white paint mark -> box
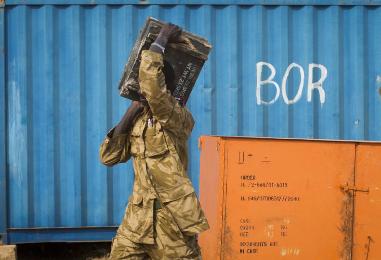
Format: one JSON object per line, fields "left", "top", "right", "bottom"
{"left": 354, "top": 119, "right": 360, "bottom": 125}
{"left": 256, "top": 62, "right": 280, "bottom": 105}
{"left": 8, "top": 81, "right": 25, "bottom": 185}
{"left": 377, "top": 75, "right": 381, "bottom": 83}
{"left": 307, "top": 63, "right": 328, "bottom": 104}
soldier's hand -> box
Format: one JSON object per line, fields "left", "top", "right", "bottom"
{"left": 158, "top": 23, "right": 182, "bottom": 43}
{"left": 150, "top": 23, "right": 183, "bottom": 54}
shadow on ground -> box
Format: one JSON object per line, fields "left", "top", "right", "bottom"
{"left": 17, "top": 242, "right": 111, "bottom": 260}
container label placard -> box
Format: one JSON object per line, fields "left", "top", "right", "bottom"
{"left": 223, "top": 140, "right": 354, "bottom": 259}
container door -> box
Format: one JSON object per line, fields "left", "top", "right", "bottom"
{"left": 352, "top": 144, "right": 381, "bottom": 260}
{"left": 199, "top": 137, "right": 225, "bottom": 260}
{"left": 223, "top": 139, "right": 355, "bottom": 260}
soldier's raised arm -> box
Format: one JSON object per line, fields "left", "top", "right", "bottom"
{"left": 99, "top": 101, "right": 144, "bottom": 166}
{"left": 138, "top": 24, "right": 194, "bottom": 139}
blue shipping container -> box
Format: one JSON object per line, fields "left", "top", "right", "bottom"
{"left": 1, "top": 0, "right": 381, "bottom": 244}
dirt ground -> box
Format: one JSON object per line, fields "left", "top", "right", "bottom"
{"left": 16, "top": 242, "right": 111, "bottom": 260}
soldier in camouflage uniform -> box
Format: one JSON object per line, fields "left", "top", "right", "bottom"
{"left": 99, "top": 24, "right": 209, "bottom": 259}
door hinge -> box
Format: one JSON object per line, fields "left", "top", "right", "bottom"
{"left": 341, "top": 184, "right": 369, "bottom": 193}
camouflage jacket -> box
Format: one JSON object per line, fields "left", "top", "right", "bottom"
{"left": 99, "top": 50, "right": 209, "bottom": 244}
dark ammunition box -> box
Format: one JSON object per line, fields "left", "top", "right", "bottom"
{"left": 118, "top": 17, "right": 212, "bottom": 104}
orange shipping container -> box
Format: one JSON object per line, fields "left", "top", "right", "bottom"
{"left": 199, "top": 136, "right": 381, "bottom": 260}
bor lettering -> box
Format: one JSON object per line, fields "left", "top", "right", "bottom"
{"left": 256, "top": 62, "right": 328, "bottom": 106}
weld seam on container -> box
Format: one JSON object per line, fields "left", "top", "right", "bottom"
{"left": 0, "top": 5, "right": 7, "bottom": 244}
{"left": 4, "top": 0, "right": 381, "bottom": 6}
{"left": 7, "top": 226, "right": 118, "bottom": 244}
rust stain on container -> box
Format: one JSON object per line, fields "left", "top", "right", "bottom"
{"left": 340, "top": 183, "right": 355, "bottom": 260}
{"left": 199, "top": 136, "right": 381, "bottom": 260}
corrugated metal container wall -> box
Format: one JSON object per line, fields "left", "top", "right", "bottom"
{"left": 1, "top": 0, "right": 381, "bottom": 243}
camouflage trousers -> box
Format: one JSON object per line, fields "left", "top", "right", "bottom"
{"left": 109, "top": 207, "right": 202, "bottom": 260}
